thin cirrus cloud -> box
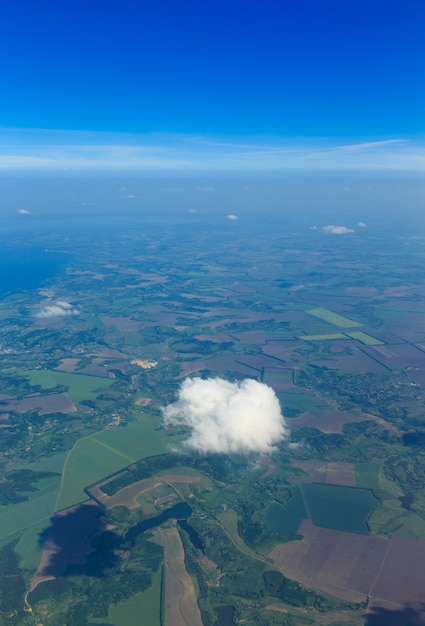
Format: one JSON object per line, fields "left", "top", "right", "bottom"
{"left": 0, "top": 128, "right": 423, "bottom": 172}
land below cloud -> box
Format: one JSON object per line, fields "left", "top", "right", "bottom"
{"left": 1, "top": 208, "right": 425, "bottom": 625}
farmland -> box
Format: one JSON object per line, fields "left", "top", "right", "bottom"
{"left": 269, "top": 519, "right": 389, "bottom": 603}
{"left": 1, "top": 207, "right": 425, "bottom": 624}
{"left": 24, "top": 369, "right": 114, "bottom": 403}
{"left": 291, "top": 460, "right": 357, "bottom": 486}
{"left": 307, "top": 308, "right": 363, "bottom": 328}
{"left": 159, "top": 527, "right": 203, "bottom": 626}
{"left": 94, "top": 567, "right": 162, "bottom": 626}
{"left": 301, "top": 484, "right": 379, "bottom": 534}
{"left": 301, "top": 333, "right": 348, "bottom": 341}
{"left": 55, "top": 415, "right": 167, "bottom": 510}
{"left": 345, "top": 331, "right": 384, "bottom": 346}
{"left": 262, "top": 487, "right": 307, "bottom": 536}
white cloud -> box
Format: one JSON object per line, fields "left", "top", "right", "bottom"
{"left": 18, "top": 209, "right": 31, "bottom": 214}
{"left": 357, "top": 221, "right": 366, "bottom": 228}
{"left": 162, "top": 377, "right": 289, "bottom": 455}
{"left": 36, "top": 301, "right": 79, "bottom": 319}
{"left": 227, "top": 214, "right": 239, "bottom": 220}
{"left": 188, "top": 209, "right": 197, "bottom": 213}
{"left": 322, "top": 225, "right": 354, "bottom": 235}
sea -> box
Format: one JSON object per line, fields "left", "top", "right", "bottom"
{"left": 0, "top": 247, "right": 71, "bottom": 298}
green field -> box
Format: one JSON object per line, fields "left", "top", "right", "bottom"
{"left": 373, "top": 309, "right": 405, "bottom": 322}
{"left": 355, "top": 462, "right": 381, "bottom": 491}
{"left": 90, "top": 567, "right": 162, "bottom": 626}
{"left": 300, "top": 333, "right": 347, "bottom": 341}
{"left": 217, "top": 510, "right": 262, "bottom": 559}
{"left": 302, "top": 483, "right": 379, "bottom": 535}
{"left": 15, "top": 518, "right": 51, "bottom": 571}
{"left": 55, "top": 416, "right": 168, "bottom": 511}
{"left": 263, "top": 486, "right": 307, "bottom": 536}
{"left": 278, "top": 393, "right": 324, "bottom": 416}
{"left": 344, "top": 331, "right": 384, "bottom": 345}
{"left": 25, "top": 369, "right": 114, "bottom": 403}
{"left": 0, "top": 474, "right": 60, "bottom": 542}
{"left": 367, "top": 499, "right": 425, "bottom": 539}
{"left": 307, "top": 307, "right": 363, "bottom": 328}
{"left": 0, "top": 455, "right": 66, "bottom": 548}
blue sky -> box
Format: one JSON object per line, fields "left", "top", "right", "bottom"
{"left": 1, "top": 0, "right": 424, "bottom": 171}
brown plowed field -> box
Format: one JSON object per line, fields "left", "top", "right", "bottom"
{"left": 0, "top": 392, "right": 76, "bottom": 415}
{"left": 89, "top": 475, "right": 200, "bottom": 509}
{"left": 158, "top": 475, "right": 201, "bottom": 484}
{"left": 289, "top": 410, "right": 368, "bottom": 434}
{"left": 89, "top": 478, "right": 162, "bottom": 509}
{"left": 369, "top": 535, "right": 425, "bottom": 606}
{"left": 270, "top": 521, "right": 425, "bottom": 612}
{"left": 159, "top": 527, "right": 203, "bottom": 626}
{"left": 269, "top": 520, "right": 389, "bottom": 603}
{"left": 290, "top": 459, "right": 356, "bottom": 486}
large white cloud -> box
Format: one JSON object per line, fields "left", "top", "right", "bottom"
{"left": 162, "top": 377, "right": 289, "bottom": 455}
{"left": 36, "top": 301, "right": 79, "bottom": 319}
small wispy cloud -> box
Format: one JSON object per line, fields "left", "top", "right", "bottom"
{"left": 36, "top": 301, "right": 79, "bottom": 319}
{"left": 227, "top": 214, "right": 239, "bottom": 220}
{"left": 357, "top": 221, "right": 366, "bottom": 228}
{"left": 322, "top": 225, "right": 354, "bottom": 235}
{"left": 18, "top": 209, "right": 31, "bottom": 214}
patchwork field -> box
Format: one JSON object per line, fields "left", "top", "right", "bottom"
{"left": 279, "top": 393, "right": 324, "bottom": 416}
{"left": 290, "top": 460, "right": 356, "bottom": 486}
{"left": 361, "top": 343, "right": 425, "bottom": 369}
{"left": 269, "top": 519, "right": 388, "bottom": 603}
{"left": 300, "top": 333, "right": 347, "bottom": 341}
{"left": 288, "top": 409, "right": 369, "bottom": 434}
{"left": 25, "top": 369, "right": 114, "bottom": 403}
{"left": 159, "top": 526, "right": 203, "bottom": 626}
{"left": 55, "top": 417, "right": 167, "bottom": 511}
{"left": 369, "top": 535, "right": 425, "bottom": 606}
{"left": 97, "top": 568, "right": 162, "bottom": 626}
{"left": 88, "top": 474, "right": 200, "bottom": 510}
{"left": 0, "top": 473, "right": 61, "bottom": 542}
{"left": 100, "top": 315, "right": 142, "bottom": 332}
{"left": 89, "top": 477, "right": 163, "bottom": 509}
{"left": 0, "top": 392, "right": 76, "bottom": 414}
{"left": 307, "top": 308, "right": 363, "bottom": 328}
{"left": 345, "top": 331, "right": 384, "bottom": 345}
{"left": 301, "top": 483, "right": 379, "bottom": 534}
{"left": 311, "top": 350, "right": 389, "bottom": 374}
{"left": 271, "top": 520, "right": 425, "bottom": 616}
{"left": 263, "top": 486, "right": 307, "bottom": 536}
{"left": 262, "top": 367, "right": 295, "bottom": 391}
